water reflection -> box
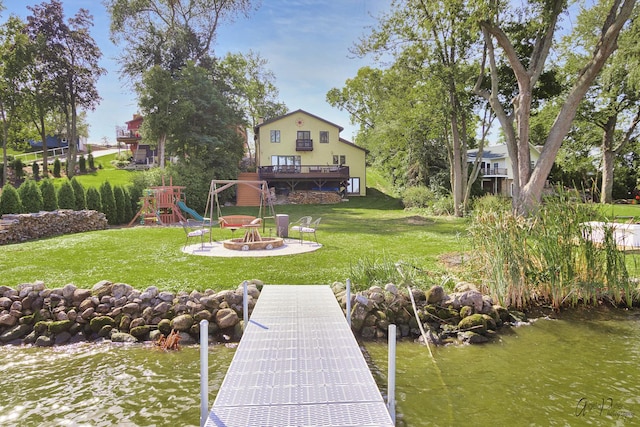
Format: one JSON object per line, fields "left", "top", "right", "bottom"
{"left": 0, "top": 309, "right": 639, "bottom": 426}
{"left": 0, "top": 342, "right": 235, "bottom": 427}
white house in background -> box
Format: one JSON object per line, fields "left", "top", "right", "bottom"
{"left": 467, "top": 144, "right": 541, "bottom": 196}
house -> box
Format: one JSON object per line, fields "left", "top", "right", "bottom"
{"left": 254, "top": 109, "right": 367, "bottom": 196}
{"left": 115, "top": 114, "right": 155, "bottom": 166}
{"left": 29, "top": 135, "right": 87, "bottom": 152}
{"left": 467, "top": 144, "right": 541, "bottom": 196}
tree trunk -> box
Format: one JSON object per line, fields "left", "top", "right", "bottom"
{"left": 158, "top": 133, "right": 166, "bottom": 169}
{"left": 1, "top": 100, "right": 8, "bottom": 187}
{"left": 516, "top": 0, "right": 636, "bottom": 215}
{"left": 600, "top": 115, "right": 617, "bottom": 204}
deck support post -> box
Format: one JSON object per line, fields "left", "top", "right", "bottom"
{"left": 200, "top": 319, "right": 209, "bottom": 427}
{"left": 388, "top": 324, "right": 396, "bottom": 424}
{"left": 346, "top": 278, "right": 352, "bottom": 328}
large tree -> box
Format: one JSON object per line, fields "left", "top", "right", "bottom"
{"left": 106, "top": 0, "right": 258, "bottom": 168}
{"left": 474, "top": 0, "right": 636, "bottom": 214}
{"left": 26, "top": 0, "right": 103, "bottom": 178}
{"left": 343, "top": 0, "right": 487, "bottom": 216}
{"left": 0, "top": 16, "right": 30, "bottom": 185}
{"left": 216, "top": 51, "right": 287, "bottom": 161}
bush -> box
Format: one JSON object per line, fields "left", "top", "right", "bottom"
{"left": 53, "top": 158, "right": 61, "bottom": 178}
{"left": 32, "top": 162, "right": 40, "bottom": 180}
{"left": 99, "top": 181, "right": 117, "bottom": 225}
{"left": 86, "top": 187, "right": 102, "bottom": 211}
{"left": 78, "top": 155, "right": 87, "bottom": 174}
{"left": 11, "top": 158, "right": 24, "bottom": 180}
{"left": 88, "top": 153, "right": 95, "bottom": 170}
{"left": 57, "top": 180, "right": 76, "bottom": 209}
{"left": 402, "top": 186, "right": 436, "bottom": 208}
{"left": 70, "top": 177, "right": 86, "bottom": 210}
{"left": 431, "top": 195, "right": 455, "bottom": 216}
{"left": 0, "top": 184, "right": 21, "bottom": 215}
{"left": 113, "top": 185, "right": 126, "bottom": 224}
{"left": 18, "top": 179, "right": 43, "bottom": 213}
{"left": 40, "top": 179, "right": 58, "bottom": 211}
{"left": 122, "top": 187, "right": 134, "bottom": 223}
{"left": 471, "top": 194, "right": 511, "bottom": 214}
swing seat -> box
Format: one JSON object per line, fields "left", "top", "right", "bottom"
{"left": 219, "top": 215, "right": 257, "bottom": 235}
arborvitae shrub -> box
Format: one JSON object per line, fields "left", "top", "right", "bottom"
{"left": 113, "top": 185, "right": 126, "bottom": 224}
{"left": 70, "top": 177, "right": 86, "bottom": 210}
{"left": 11, "top": 158, "right": 24, "bottom": 179}
{"left": 78, "top": 155, "right": 87, "bottom": 173}
{"left": 40, "top": 179, "right": 58, "bottom": 211}
{"left": 18, "top": 179, "right": 43, "bottom": 213}
{"left": 53, "top": 158, "right": 61, "bottom": 178}
{"left": 88, "top": 153, "right": 95, "bottom": 170}
{"left": 32, "top": 162, "right": 40, "bottom": 180}
{"left": 86, "top": 187, "right": 102, "bottom": 211}
{"left": 122, "top": 187, "right": 133, "bottom": 223}
{"left": 0, "top": 184, "right": 21, "bottom": 215}
{"left": 57, "top": 180, "right": 76, "bottom": 209}
{"left": 99, "top": 181, "right": 117, "bottom": 224}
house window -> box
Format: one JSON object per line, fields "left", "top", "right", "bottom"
{"left": 319, "top": 131, "right": 329, "bottom": 143}
{"left": 297, "top": 131, "right": 311, "bottom": 140}
{"left": 333, "top": 155, "right": 346, "bottom": 165}
{"left": 348, "top": 178, "right": 360, "bottom": 194}
{"left": 271, "top": 155, "right": 301, "bottom": 172}
{"left": 270, "top": 130, "right": 280, "bottom": 143}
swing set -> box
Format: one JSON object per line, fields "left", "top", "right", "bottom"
{"left": 203, "top": 179, "right": 276, "bottom": 238}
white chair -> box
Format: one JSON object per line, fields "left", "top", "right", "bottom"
{"left": 180, "top": 220, "right": 209, "bottom": 249}
{"left": 300, "top": 217, "right": 321, "bottom": 244}
{"left": 290, "top": 216, "right": 312, "bottom": 238}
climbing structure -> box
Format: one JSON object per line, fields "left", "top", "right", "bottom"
{"left": 128, "top": 176, "right": 188, "bottom": 226}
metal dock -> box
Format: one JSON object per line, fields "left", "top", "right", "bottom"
{"left": 205, "top": 285, "right": 394, "bottom": 427}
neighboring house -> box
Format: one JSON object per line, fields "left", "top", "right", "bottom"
{"left": 29, "top": 135, "right": 87, "bottom": 152}
{"left": 467, "top": 144, "right": 541, "bottom": 196}
{"left": 115, "top": 114, "right": 155, "bottom": 165}
{"left": 254, "top": 109, "right": 367, "bottom": 196}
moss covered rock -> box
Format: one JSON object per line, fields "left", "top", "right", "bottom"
{"left": 457, "top": 313, "right": 487, "bottom": 334}
{"left": 48, "top": 320, "right": 73, "bottom": 334}
{"left": 158, "top": 318, "right": 172, "bottom": 335}
{"left": 90, "top": 316, "right": 115, "bottom": 333}
{"left": 426, "top": 285, "right": 445, "bottom": 304}
{"left": 460, "top": 305, "right": 474, "bottom": 318}
{"left": 130, "top": 325, "right": 151, "bottom": 339}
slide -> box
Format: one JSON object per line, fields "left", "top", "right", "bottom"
{"left": 177, "top": 200, "right": 211, "bottom": 224}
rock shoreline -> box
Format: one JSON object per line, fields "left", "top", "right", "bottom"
{"left": 0, "top": 279, "right": 519, "bottom": 347}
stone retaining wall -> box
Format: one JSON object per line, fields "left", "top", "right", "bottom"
{"left": 0, "top": 279, "right": 520, "bottom": 347}
{"left": 0, "top": 280, "right": 262, "bottom": 346}
{"left": 0, "top": 210, "right": 108, "bottom": 245}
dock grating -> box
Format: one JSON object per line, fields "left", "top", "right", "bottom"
{"left": 206, "top": 285, "right": 394, "bottom": 427}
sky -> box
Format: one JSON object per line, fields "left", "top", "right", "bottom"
{"left": 2, "top": 0, "right": 389, "bottom": 144}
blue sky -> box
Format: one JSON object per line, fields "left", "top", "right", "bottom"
{"left": 2, "top": 0, "right": 387, "bottom": 144}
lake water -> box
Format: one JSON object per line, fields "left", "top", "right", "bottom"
{"left": 1, "top": 308, "right": 639, "bottom": 426}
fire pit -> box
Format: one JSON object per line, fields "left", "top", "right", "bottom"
{"left": 223, "top": 236, "right": 285, "bottom": 251}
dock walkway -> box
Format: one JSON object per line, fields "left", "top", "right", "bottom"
{"left": 206, "top": 285, "right": 394, "bottom": 427}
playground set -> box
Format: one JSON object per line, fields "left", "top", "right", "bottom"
{"left": 128, "top": 177, "right": 276, "bottom": 232}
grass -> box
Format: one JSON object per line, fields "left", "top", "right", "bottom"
{"left": 0, "top": 191, "right": 469, "bottom": 293}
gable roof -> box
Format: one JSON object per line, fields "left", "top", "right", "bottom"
{"left": 340, "top": 137, "right": 368, "bottom": 153}
{"left": 255, "top": 109, "right": 344, "bottom": 132}
{"left": 467, "top": 143, "right": 541, "bottom": 160}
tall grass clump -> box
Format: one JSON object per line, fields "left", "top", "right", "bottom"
{"left": 349, "top": 253, "right": 438, "bottom": 291}
{"left": 468, "top": 193, "right": 633, "bottom": 310}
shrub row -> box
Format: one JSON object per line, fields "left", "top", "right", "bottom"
{"left": 0, "top": 178, "right": 136, "bottom": 226}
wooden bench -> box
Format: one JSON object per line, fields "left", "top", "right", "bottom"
{"left": 218, "top": 215, "right": 258, "bottom": 235}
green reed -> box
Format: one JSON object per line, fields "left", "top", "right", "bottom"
{"left": 468, "top": 194, "right": 635, "bottom": 310}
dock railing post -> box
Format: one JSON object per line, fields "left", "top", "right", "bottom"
{"left": 243, "top": 280, "right": 249, "bottom": 329}
{"left": 200, "top": 319, "right": 209, "bottom": 427}
{"left": 388, "top": 324, "right": 396, "bottom": 424}
{"left": 346, "top": 278, "right": 352, "bottom": 328}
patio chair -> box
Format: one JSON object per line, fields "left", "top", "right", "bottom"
{"left": 300, "top": 217, "right": 321, "bottom": 244}
{"left": 180, "top": 220, "right": 209, "bottom": 249}
{"left": 290, "top": 216, "right": 312, "bottom": 239}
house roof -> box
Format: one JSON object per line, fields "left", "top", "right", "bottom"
{"left": 340, "top": 137, "right": 368, "bottom": 153}
{"left": 467, "top": 143, "right": 541, "bottom": 160}
{"left": 255, "top": 109, "right": 344, "bottom": 132}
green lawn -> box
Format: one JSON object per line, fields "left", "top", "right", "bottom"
{"left": 0, "top": 192, "right": 469, "bottom": 292}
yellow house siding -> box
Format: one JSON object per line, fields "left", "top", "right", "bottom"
{"left": 256, "top": 110, "right": 367, "bottom": 196}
